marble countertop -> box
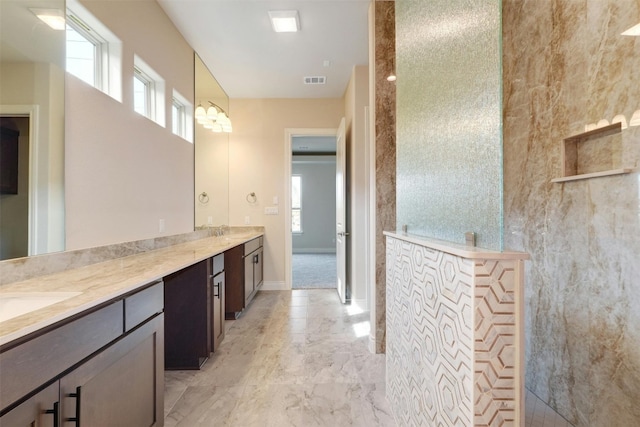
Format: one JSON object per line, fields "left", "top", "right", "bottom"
{"left": 0, "top": 231, "right": 263, "bottom": 347}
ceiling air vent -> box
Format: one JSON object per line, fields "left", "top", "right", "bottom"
{"left": 304, "top": 76, "right": 326, "bottom": 85}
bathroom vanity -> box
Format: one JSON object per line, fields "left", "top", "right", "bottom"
{"left": 0, "top": 230, "right": 263, "bottom": 426}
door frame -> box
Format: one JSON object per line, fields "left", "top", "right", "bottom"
{"left": 0, "top": 105, "right": 40, "bottom": 256}
{"left": 284, "top": 128, "right": 337, "bottom": 290}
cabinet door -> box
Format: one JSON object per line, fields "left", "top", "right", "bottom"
{"left": 211, "top": 271, "right": 225, "bottom": 351}
{"left": 244, "top": 252, "right": 254, "bottom": 304}
{"left": 224, "top": 245, "right": 244, "bottom": 317}
{"left": 254, "top": 248, "right": 263, "bottom": 289}
{"left": 60, "top": 315, "right": 164, "bottom": 427}
{"left": 0, "top": 382, "right": 59, "bottom": 427}
{"left": 164, "top": 260, "right": 209, "bottom": 369}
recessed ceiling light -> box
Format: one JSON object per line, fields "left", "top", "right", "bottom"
{"left": 621, "top": 22, "right": 640, "bottom": 36}
{"left": 268, "top": 10, "right": 300, "bottom": 33}
{"left": 30, "top": 8, "right": 66, "bottom": 30}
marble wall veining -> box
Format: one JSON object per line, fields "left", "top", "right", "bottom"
{"left": 372, "top": 0, "right": 396, "bottom": 354}
{"left": 503, "top": 0, "right": 640, "bottom": 425}
{"left": 395, "top": 0, "right": 503, "bottom": 251}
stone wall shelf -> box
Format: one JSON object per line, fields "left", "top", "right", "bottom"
{"left": 554, "top": 122, "right": 626, "bottom": 183}
{"left": 551, "top": 168, "right": 633, "bottom": 183}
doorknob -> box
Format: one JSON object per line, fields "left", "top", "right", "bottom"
{"left": 337, "top": 232, "right": 350, "bottom": 237}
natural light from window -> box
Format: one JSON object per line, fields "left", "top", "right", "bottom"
{"left": 292, "top": 175, "right": 302, "bottom": 233}
{"left": 66, "top": 22, "right": 97, "bottom": 86}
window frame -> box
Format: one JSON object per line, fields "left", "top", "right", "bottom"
{"left": 133, "top": 66, "right": 154, "bottom": 118}
{"left": 66, "top": 13, "right": 106, "bottom": 89}
{"left": 291, "top": 175, "right": 302, "bottom": 234}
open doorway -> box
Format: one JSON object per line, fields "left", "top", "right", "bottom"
{"left": 290, "top": 135, "right": 337, "bottom": 289}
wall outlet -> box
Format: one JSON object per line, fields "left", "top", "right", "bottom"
{"left": 265, "top": 206, "right": 279, "bottom": 215}
{"left": 207, "top": 216, "right": 213, "bottom": 225}
{"left": 159, "top": 219, "right": 165, "bottom": 233}
{"left": 273, "top": 196, "right": 279, "bottom": 205}
{"left": 244, "top": 216, "right": 250, "bottom": 224}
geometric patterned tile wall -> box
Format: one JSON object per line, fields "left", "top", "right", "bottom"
{"left": 386, "top": 236, "right": 522, "bottom": 426}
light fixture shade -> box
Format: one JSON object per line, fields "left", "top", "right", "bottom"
{"left": 611, "top": 114, "right": 628, "bottom": 130}
{"left": 596, "top": 119, "right": 610, "bottom": 128}
{"left": 269, "top": 10, "right": 300, "bottom": 33}
{"left": 195, "top": 105, "right": 206, "bottom": 120}
{"left": 203, "top": 120, "right": 214, "bottom": 129}
{"left": 206, "top": 106, "right": 218, "bottom": 120}
{"left": 630, "top": 110, "right": 640, "bottom": 127}
{"left": 212, "top": 123, "right": 223, "bottom": 133}
{"left": 621, "top": 22, "right": 640, "bottom": 36}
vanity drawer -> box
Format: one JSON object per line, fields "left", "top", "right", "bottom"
{"left": 124, "top": 280, "right": 164, "bottom": 332}
{"left": 212, "top": 253, "right": 224, "bottom": 276}
{"left": 0, "top": 301, "right": 123, "bottom": 413}
{"left": 244, "top": 237, "right": 263, "bottom": 255}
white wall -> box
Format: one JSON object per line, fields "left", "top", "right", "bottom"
{"left": 292, "top": 155, "right": 336, "bottom": 253}
{"left": 65, "top": 0, "right": 195, "bottom": 250}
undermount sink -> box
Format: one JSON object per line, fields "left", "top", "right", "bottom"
{"left": 0, "top": 292, "right": 82, "bottom": 323}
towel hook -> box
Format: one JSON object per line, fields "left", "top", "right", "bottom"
{"left": 246, "top": 192, "right": 257, "bottom": 203}
{"left": 198, "top": 192, "right": 209, "bottom": 204}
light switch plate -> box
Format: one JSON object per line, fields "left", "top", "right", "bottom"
{"left": 265, "top": 206, "right": 279, "bottom": 215}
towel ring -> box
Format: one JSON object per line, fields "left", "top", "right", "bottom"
{"left": 198, "top": 192, "right": 209, "bottom": 204}
{"left": 246, "top": 192, "right": 257, "bottom": 203}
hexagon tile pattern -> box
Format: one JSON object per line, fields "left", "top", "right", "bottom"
{"left": 386, "top": 236, "right": 522, "bottom": 426}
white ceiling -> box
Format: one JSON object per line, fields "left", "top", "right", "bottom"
{"left": 157, "top": 0, "right": 371, "bottom": 99}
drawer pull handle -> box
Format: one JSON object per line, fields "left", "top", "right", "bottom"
{"left": 44, "top": 401, "right": 59, "bottom": 427}
{"left": 66, "top": 387, "right": 81, "bottom": 426}
{"left": 214, "top": 280, "right": 222, "bottom": 298}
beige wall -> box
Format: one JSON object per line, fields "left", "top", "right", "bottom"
{"left": 0, "top": 62, "right": 65, "bottom": 255}
{"left": 343, "top": 65, "right": 370, "bottom": 307}
{"left": 228, "top": 98, "right": 344, "bottom": 286}
{"left": 65, "top": 0, "right": 195, "bottom": 250}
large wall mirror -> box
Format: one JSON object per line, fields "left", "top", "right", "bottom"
{"left": 194, "top": 54, "right": 229, "bottom": 229}
{"left": 0, "top": 0, "right": 66, "bottom": 260}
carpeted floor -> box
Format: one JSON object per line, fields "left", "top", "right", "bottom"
{"left": 292, "top": 253, "right": 337, "bottom": 289}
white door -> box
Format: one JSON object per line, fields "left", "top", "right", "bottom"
{"left": 335, "top": 118, "right": 348, "bottom": 304}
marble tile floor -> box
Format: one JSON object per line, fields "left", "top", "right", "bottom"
{"left": 164, "top": 289, "right": 572, "bottom": 427}
{"left": 164, "top": 289, "right": 395, "bottom": 426}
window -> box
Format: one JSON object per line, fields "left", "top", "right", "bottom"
{"left": 133, "top": 56, "right": 165, "bottom": 127}
{"left": 133, "top": 67, "right": 153, "bottom": 117}
{"left": 171, "top": 90, "right": 193, "bottom": 142}
{"left": 65, "top": 1, "right": 122, "bottom": 101}
{"left": 66, "top": 15, "right": 104, "bottom": 88}
{"left": 292, "top": 175, "right": 302, "bottom": 233}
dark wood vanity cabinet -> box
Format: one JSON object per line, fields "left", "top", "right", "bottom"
{"left": 164, "top": 260, "right": 210, "bottom": 369}
{"left": 225, "top": 237, "right": 263, "bottom": 319}
{"left": 164, "top": 254, "right": 225, "bottom": 369}
{"left": 224, "top": 244, "right": 245, "bottom": 319}
{"left": 211, "top": 254, "right": 225, "bottom": 350}
{"left": 0, "top": 382, "right": 59, "bottom": 427}
{"left": 0, "top": 281, "right": 165, "bottom": 427}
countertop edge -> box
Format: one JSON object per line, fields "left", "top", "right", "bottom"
{"left": 384, "top": 231, "right": 530, "bottom": 260}
{"left": 0, "top": 232, "right": 264, "bottom": 347}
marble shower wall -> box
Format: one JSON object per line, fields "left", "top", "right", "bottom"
{"left": 502, "top": 0, "right": 640, "bottom": 425}
{"left": 373, "top": 1, "right": 396, "bottom": 354}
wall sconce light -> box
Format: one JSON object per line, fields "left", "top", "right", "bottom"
{"left": 195, "top": 101, "right": 232, "bottom": 133}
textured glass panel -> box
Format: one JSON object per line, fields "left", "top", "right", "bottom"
{"left": 395, "top": 0, "right": 503, "bottom": 250}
